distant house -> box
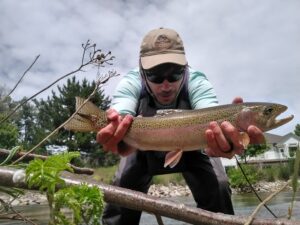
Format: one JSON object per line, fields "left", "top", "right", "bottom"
{"left": 221, "top": 133, "right": 300, "bottom": 168}
{"left": 46, "top": 145, "right": 68, "bottom": 155}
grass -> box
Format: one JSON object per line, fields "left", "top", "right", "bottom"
{"left": 92, "top": 166, "right": 118, "bottom": 184}
{"left": 92, "top": 166, "right": 186, "bottom": 185}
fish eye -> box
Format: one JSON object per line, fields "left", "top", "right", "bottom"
{"left": 263, "top": 106, "right": 274, "bottom": 116}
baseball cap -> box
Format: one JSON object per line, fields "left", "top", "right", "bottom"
{"left": 140, "top": 28, "right": 187, "bottom": 70}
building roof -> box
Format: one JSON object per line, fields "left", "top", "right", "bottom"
{"left": 281, "top": 132, "right": 300, "bottom": 143}
{"left": 264, "top": 132, "right": 300, "bottom": 144}
{"left": 264, "top": 133, "right": 283, "bottom": 143}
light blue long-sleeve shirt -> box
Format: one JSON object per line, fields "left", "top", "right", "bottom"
{"left": 111, "top": 67, "right": 218, "bottom": 115}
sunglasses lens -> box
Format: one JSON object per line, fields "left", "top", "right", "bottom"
{"left": 145, "top": 67, "right": 185, "bottom": 84}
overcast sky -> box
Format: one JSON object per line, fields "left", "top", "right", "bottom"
{"left": 0, "top": 0, "right": 299, "bottom": 135}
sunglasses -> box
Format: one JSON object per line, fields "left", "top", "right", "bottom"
{"left": 144, "top": 67, "right": 185, "bottom": 84}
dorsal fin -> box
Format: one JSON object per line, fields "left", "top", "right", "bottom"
{"left": 76, "top": 97, "right": 101, "bottom": 116}
{"left": 154, "top": 109, "right": 187, "bottom": 117}
{"left": 64, "top": 114, "right": 96, "bottom": 131}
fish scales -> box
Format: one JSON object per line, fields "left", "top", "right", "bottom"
{"left": 65, "top": 97, "right": 294, "bottom": 152}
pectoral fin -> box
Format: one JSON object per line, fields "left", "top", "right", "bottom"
{"left": 164, "top": 150, "right": 183, "bottom": 168}
{"left": 239, "top": 132, "right": 250, "bottom": 149}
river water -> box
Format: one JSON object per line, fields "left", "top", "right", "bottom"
{"left": 0, "top": 191, "right": 299, "bottom": 224}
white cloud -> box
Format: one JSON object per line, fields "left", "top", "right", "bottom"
{"left": 0, "top": 0, "right": 299, "bottom": 135}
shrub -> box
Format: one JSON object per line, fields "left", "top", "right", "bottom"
{"left": 227, "top": 165, "right": 258, "bottom": 189}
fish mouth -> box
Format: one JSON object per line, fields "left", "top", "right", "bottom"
{"left": 268, "top": 105, "right": 294, "bottom": 129}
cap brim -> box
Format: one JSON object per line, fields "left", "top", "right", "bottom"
{"left": 141, "top": 53, "right": 187, "bottom": 70}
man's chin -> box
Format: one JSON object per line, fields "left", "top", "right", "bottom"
{"left": 157, "top": 97, "right": 174, "bottom": 105}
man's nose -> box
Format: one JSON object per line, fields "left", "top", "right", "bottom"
{"left": 161, "top": 79, "right": 172, "bottom": 89}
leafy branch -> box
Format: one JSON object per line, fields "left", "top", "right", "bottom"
{"left": 26, "top": 152, "right": 104, "bottom": 225}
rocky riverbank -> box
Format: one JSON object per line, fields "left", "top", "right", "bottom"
{"left": 0, "top": 181, "right": 291, "bottom": 206}
{"left": 148, "top": 180, "right": 291, "bottom": 197}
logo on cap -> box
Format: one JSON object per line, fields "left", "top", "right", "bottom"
{"left": 154, "top": 35, "right": 172, "bottom": 50}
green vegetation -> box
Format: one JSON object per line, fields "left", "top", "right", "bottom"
{"left": 26, "top": 152, "right": 104, "bottom": 225}
{"left": 0, "top": 114, "right": 18, "bottom": 149}
{"left": 226, "top": 158, "right": 298, "bottom": 190}
{"left": 227, "top": 165, "right": 260, "bottom": 189}
{"left": 0, "top": 77, "right": 119, "bottom": 167}
{"left": 152, "top": 173, "right": 185, "bottom": 186}
{"left": 92, "top": 166, "right": 186, "bottom": 186}
{"left": 294, "top": 124, "right": 300, "bottom": 136}
{"left": 93, "top": 166, "right": 118, "bottom": 184}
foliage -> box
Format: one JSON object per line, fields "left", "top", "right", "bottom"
{"left": 288, "top": 148, "right": 300, "bottom": 219}
{"left": 0, "top": 113, "right": 18, "bottom": 149}
{"left": 227, "top": 165, "right": 259, "bottom": 189}
{"left": 26, "top": 152, "right": 78, "bottom": 193}
{"left": 240, "top": 143, "right": 269, "bottom": 163}
{"left": 15, "top": 98, "right": 42, "bottom": 150}
{"left": 25, "top": 152, "right": 104, "bottom": 225}
{"left": 30, "top": 76, "right": 118, "bottom": 166}
{"left": 6, "top": 76, "right": 119, "bottom": 166}
{"left": 92, "top": 166, "right": 118, "bottom": 184}
{"left": 294, "top": 124, "right": 300, "bottom": 136}
{"left": 152, "top": 173, "right": 185, "bottom": 186}
{"left": 54, "top": 184, "right": 104, "bottom": 225}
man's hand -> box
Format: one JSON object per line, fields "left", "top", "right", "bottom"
{"left": 96, "top": 109, "right": 135, "bottom": 156}
{"left": 204, "top": 97, "right": 265, "bottom": 159}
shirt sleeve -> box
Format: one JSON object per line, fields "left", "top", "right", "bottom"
{"left": 111, "top": 68, "right": 142, "bottom": 116}
{"left": 188, "top": 69, "right": 219, "bottom": 109}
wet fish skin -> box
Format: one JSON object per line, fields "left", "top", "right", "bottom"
{"left": 64, "top": 97, "right": 293, "bottom": 167}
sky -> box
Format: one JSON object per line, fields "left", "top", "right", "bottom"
{"left": 0, "top": 0, "right": 299, "bottom": 135}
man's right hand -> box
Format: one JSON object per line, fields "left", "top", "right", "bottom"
{"left": 96, "top": 108, "right": 135, "bottom": 156}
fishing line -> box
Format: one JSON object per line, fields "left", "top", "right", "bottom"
{"left": 234, "top": 155, "right": 278, "bottom": 218}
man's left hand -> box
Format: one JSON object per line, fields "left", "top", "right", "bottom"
{"left": 204, "top": 97, "right": 265, "bottom": 159}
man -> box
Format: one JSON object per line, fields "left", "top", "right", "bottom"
{"left": 97, "top": 28, "right": 264, "bottom": 225}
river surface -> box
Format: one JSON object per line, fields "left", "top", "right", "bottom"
{"left": 0, "top": 191, "right": 299, "bottom": 224}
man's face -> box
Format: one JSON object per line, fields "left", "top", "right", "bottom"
{"left": 144, "top": 63, "right": 185, "bottom": 105}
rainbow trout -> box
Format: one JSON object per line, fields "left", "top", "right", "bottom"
{"left": 64, "top": 97, "right": 293, "bottom": 167}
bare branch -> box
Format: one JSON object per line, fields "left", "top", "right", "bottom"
{"left": 11, "top": 79, "right": 102, "bottom": 164}
{"left": 0, "top": 167, "right": 298, "bottom": 225}
{"left": 0, "top": 41, "right": 112, "bottom": 125}
{"left": 1, "top": 55, "right": 40, "bottom": 100}
{"left": 244, "top": 181, "right": 291, "bottom": 225}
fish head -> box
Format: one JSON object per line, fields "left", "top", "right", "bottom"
{"left": 237, "top": 103, "right": 294, "bottom": 132}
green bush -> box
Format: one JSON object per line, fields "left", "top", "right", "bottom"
{"left": 262, "top": 167, "right": 276, "bottom": 182}
{"left": 278, "top": 165, "right": 291, "bottom": 181}
{"left": 227, "top": 165, "right": 258, "bottom": 189}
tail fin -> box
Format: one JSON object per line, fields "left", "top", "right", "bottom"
{"left": 64, "top": 97, "right": 106, "bottom": 132}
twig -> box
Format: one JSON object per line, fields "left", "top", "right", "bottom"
{"left": 9, "top": 206, "right": 38, "bottom": 225}
{"left": 244, "top": 181, "right": 290, "bottom": 225}
{"left": 235, "top": 156, "right": 277, "bottom": 218}
{"left": 5, "top": 55, "right": 40, "bottom": 99}
{"left": 0, "top": 41, "right": 113, "bottom": 125}
{"left": 155, "top": 214, "right": 165, "bottom": 225}
{"left": 11, "top": 71, "right": 117, "bottom": 165}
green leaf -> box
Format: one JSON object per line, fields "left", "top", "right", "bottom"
{"left": 292, "top": 149, "right": 300, "bottom": 192}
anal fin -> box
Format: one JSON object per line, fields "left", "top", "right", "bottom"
{"left": 164, "top": 150, "right": 183, "bottom": 168}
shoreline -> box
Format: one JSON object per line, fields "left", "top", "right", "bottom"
{"left": 147, "top": 180, "right": 291, "bottom": 197}
{"left": 1, "top": 181, "right": 291, "bottom": 206}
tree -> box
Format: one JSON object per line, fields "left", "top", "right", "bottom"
{"left": 0, "top": 85, "right": 19, "bottom": 149}
{"left": 33, "top": 76, "right": 118, "bottom": 166}
{"left": 240, "top": 143, "right": 269, "bottom": 163}
{"left": 15, "top": 98, "right": 43, "bottom": 150}
{"left": 0, "top": 113, "right": 18, "bottom": 149}
{"left": 295, "top": 124, "right": 300, "bottom": 137}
